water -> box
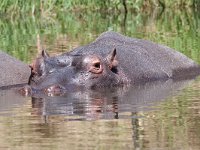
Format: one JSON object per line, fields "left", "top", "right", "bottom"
{"left": 0, "top": 8, "right": 200, "bottom": 149}
{"left": 1, "top": 79, "right": 200, "bottom": 149}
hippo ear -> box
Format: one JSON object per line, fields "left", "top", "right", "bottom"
{"left": 41, "top": 49, "right": 49, "bottom": 58}
{"left": 29, "top": 49, "right": 49, "bottom": 76}
{"left": 106, "top": 48, "right": 118, "bottom": 69}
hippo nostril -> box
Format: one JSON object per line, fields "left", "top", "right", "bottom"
{"left": 44, "top": 85, "right": 65, "bottom": 96}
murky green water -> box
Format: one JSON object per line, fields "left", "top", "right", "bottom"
{"left": 0, "top": 8, "right": 200, "bottom": 149}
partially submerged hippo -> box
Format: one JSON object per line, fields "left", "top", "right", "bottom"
{"left": 28, "top": 31, "right": 200, "bottom": 94}
{"left": 0, "top": 51, "right": 30, "bottom": 88}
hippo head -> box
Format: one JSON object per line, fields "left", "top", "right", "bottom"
{"left": 28, "top": 49, "right": 129, "bottom": 95}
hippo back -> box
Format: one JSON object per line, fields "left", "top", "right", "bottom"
{"left": 0, "top": 51, "right": 31, "bottom": 88}
{"left": 71, "top": 31, "right": 200, "bottom": 83}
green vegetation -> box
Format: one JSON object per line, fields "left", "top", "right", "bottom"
{"left": 0, "top": 0, "right": 199, "bottom": 18}
{"left": 0, "top": 0, "right": 199, "bottom": 63}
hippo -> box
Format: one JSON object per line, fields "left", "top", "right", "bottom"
{"left": 28, "top": 31, "right": 200, "bottom": 94}
{"left": 0, "top": 51, "right": 30, "bottom": 88}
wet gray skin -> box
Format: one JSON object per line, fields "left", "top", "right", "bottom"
{"left": 28, "top": 31, "right": 200, "bottom": 95}
{"left": 0, "top": 51, "right": 30, "bottom": 88}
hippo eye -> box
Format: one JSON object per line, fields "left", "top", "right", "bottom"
{"left": 84, "top": 55, "right": 103, "bottom": 74}
{"left": 94, "top": 62, "right": 101, "bottom": 69}
{"left": 89, "top": 61, "right": 103, "bottom": 74}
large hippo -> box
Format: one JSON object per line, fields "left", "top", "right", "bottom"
{"left": 0, "top": 51, "right": 30, "bottom": 88}
{"left": 29, "top": 31, "right": 200, "bottom": 94}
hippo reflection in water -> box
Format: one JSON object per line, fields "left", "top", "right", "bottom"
{"left": 28, "top": 31, "right": 200, "bottom": 94}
